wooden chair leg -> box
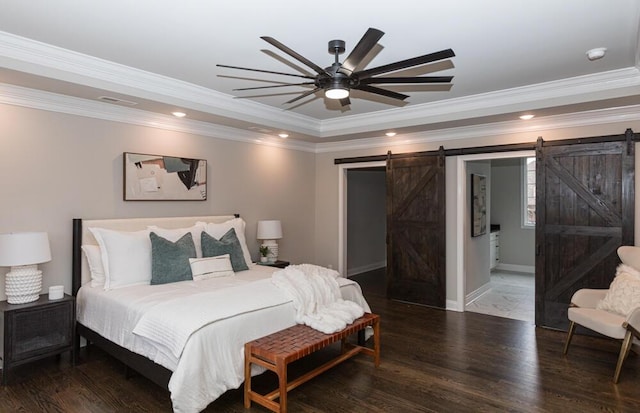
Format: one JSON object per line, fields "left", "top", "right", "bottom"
{"left": 613, "top": 331, "right": 633, "bottom": 383}
{"left": 563, "top": 321, "right": 576, "bottom": 355}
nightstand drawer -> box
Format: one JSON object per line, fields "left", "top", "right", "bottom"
{"left": 8, "top": 301, "right": 73, "bottom": 363}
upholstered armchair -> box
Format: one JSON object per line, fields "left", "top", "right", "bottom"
{"left": 563, "top": 246, "right": 640, "bottom": 383}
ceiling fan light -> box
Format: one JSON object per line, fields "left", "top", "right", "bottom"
{"left": 325, "top": 87, "right": 349, "bottom": 100}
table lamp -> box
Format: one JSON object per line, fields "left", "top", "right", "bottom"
{"left": 257, "top": 220, "right": 282, "bottom": 263}
{"left": 0, "top": 232, "right": 51, "bottom": 304}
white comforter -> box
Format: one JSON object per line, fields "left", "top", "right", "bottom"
{"left": 76, "top": 264, "right": 371, "bottom": 413}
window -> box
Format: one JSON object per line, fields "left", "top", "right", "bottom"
{"left": 523, "top": 157, "right": 536, "bottom": 227}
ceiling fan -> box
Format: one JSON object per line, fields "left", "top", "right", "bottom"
{"left": 217, "top": 28, "right": 455, "bottom": 107}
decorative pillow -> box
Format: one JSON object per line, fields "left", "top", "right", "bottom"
{"left": 81, "top": 245, "right": 105, "bottom": 287}
{"left": 189, "top": 254, "right": 234, "bottom": 281}
{"left": 149, "top": 232, "right": 196, "bottom": 285}
{"left": 199, "top": 218, "right": 253, "bottom": 265}
{"left": 201, "top": 228, "right": 249, "bottom": 271}
{"left": 89, "top": 227, "right": 152, "bottom": 290}
{"left": 147, "top": 223, "right": 205, "bottom": 258}
{"left": 597, "top": 264, "right": 640, "bottom": 316}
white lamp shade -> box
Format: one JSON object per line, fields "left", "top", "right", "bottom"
{"left": 257, "top": 220, "right": 282, "bottom": 240}
{"left": 0, "top": 232, "right": 52, "bottom": 267}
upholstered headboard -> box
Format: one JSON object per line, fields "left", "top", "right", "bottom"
{"left": 71, "top": 214, "right": 238, "bottom": 295}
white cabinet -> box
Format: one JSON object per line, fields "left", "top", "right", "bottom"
{"left": 490, "top": 231, "right": 500, "bottom": 270}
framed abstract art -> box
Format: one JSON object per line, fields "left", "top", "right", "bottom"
{"left": 123, "top": 152, "right": 207, "bottom": 201}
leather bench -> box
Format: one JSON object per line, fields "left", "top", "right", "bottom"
{"left": 244, "top": 313, "right": 380, "bottom": 413}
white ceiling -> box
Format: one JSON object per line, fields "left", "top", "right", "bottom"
{"left": 1, "top": 0, "right": 640, "bottom": 144}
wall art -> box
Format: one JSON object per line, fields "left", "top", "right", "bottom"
{"left": 123, "top": 152, "right": 206, "bottom": 200}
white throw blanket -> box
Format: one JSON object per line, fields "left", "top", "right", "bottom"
{"left": 272, "top": 264, "right": 364, "bottom": 333}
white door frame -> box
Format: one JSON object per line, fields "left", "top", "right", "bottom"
{"left": 453, "top": 150, "right": 534, "bottom": 311}
{"left": 338, "top": 161, "right": 386, "bottom": 277}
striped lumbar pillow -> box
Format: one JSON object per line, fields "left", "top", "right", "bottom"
{"left": 189, "top": 254, "right": 234, "bottom": 281}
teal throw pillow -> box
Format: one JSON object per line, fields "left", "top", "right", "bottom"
{"left": 149, "top": 232, "right": 196, "bottom": 285}
{"left": 201, "top": 228, "right": 249, "bottom": 271}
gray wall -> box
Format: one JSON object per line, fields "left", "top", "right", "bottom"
{"left": 465, "top": 161, "right": 492, "bottom": 295}
{"left": 490, "top": 158, "right": 535, "bottom": 268}
{"left": 0, "top": 104, "right": 317, "bottom": 300}
{"left": 346, "top": 169, "right": 386, "bottom": 275}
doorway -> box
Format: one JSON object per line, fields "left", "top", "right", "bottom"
{"left": 465, "top": 157, "right": 536, "bottom": 322}
{"left": 338, "top": 161, "right": 386, "bottom": 283}
{"left": 453, "top": 150, "right": 535, "bottom": 312}
{"left": 345, "top": 167, "right": 387, "bottom": 295}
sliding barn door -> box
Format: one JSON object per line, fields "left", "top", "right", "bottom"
{"left": 536, "top": 134, "right": 635, "bottom": 329}
{"left": 386, "top": 150, "right": 446, "bottom": 308}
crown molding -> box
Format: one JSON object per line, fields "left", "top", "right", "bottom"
{"left": 318, "top": 67, "right": 640, "bottom": 137}
{"left": 3, "top": 31, "right": 640, "bottom": 142}
{"left": 0, "top": 31, "right": 321, "bottom": 136}
{"left": 3, "top": 81, "right": 640, "bottom": 156}
{"left": 0, "top": 82, "right": 316, "bottom": 152}
{"left": 315, "top": 104, "right": 640, "bottom": 153}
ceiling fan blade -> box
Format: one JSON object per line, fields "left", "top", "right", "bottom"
{"left": 355, "top": 85, "right": 409, "bottom": 101}
{"left": 261, "top": 36, "right": 330, "bottom": 76}
{"left": 216, "top": 64, "right": 315, "bottom": 79}
{"left": 285, "top": 87, "right": 321, "bottom": 104}
{"left": 360, "top": 76, "right": 453, "bottom": 84}
{"left": 340, "top": 28, "right": 384, "bottom": 74}
{"left": 339, "top": 97, "right": 351, "bottom": 107}
{"left": 233, "top": 82, "right": 315, "bottom": 91}
{"left": 356, "top": 48, "right": 455, "bottom": 80}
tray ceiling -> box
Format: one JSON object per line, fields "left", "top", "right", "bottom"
{"left": 1, "top": 0, "right": 639, "bottom": 144}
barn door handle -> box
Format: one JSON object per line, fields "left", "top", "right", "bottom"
{"left": 536, "top": 244, "right": 541, "bottom": 256}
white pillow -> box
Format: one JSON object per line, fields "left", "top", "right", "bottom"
{"left": 198, "top": 218, "right": 253, "bottom": 265}
{"left": 597, "top": 264, "right": 640, "bottom": 316}
{"left": 81, "top": 245, "right": 105, "bottom": 287}
{"left": 147, "top": 223, "right": 205, "bottom": 258}
{"left": 89, "top": 227, "right": 152, "bottom": 290}
{"left": 189, "top": 255, "right": 234, "bottom": 280}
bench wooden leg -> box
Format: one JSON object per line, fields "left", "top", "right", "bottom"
{"left": 373, "top": 317, "right": 380, "bottom": 367}
{"left": 244, "top": 343, "right": 251, "bottom": 408}
{"left": 277, "top": 359, "right": 287, "bottom": 413}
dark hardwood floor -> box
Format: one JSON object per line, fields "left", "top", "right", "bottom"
{"left": 2, "top": 269, "right": 639, "bottom": 412}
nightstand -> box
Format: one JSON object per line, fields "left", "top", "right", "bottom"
{"left": 0, "top": 294, "right": 75, "bottom": 385}
{"left": 257, "top": 260, "right": 290, "bottom": 269}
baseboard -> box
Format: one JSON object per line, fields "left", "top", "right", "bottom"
{"left": 465, "top": 282, "right": 492, "bottom": 305}
{"left": 495, "top": 263, "right": 535, "bottom": 274}
{"left": 347, "top": 260, "right": 386, "bottom": 277}
{"left": 446, "top": 299, "right": 463, "bottom": 312}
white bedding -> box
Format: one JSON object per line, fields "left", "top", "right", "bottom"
{"left": 77, "top": 263, "right": 371, "bottom": 413}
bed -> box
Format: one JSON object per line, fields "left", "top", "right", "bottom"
{"left": 71, "top": 215, "right": 371, "bottom": 413}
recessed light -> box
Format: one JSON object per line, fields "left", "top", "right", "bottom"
{"left": 586, "top": 47, "right": 607, "bottom": 61}
{"left": 172, "top": 111, "right": 186, "bottom": 118}
{"left": 278, "top": 133, "right": 289, "bottom": 139}
{"left": 519, "top": 114, "right": 535, "bottom": 120}
{"left": 385, "top": 132, "right": 397, "bottom": 137}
